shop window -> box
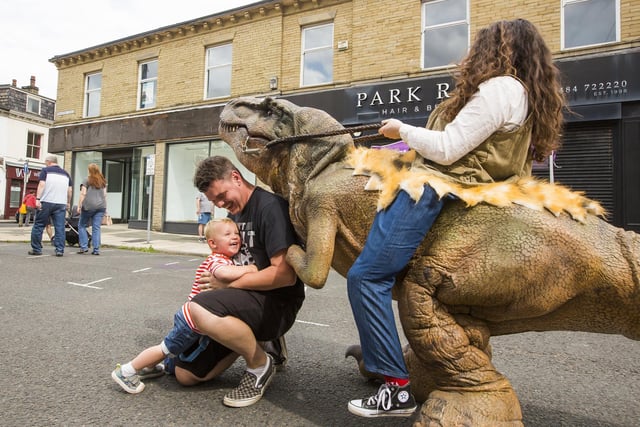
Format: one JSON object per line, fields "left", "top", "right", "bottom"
{"left": 562, "top": 0, "right": 618, "bottom": 49}
{"left": 84, "top": 72, "right": 102, "bottom": 117}
{"left": 422, "top": 0, "right": 469, "bottom": 69}
{"left": 165, "top": 140, "right": 255, "bottom": 222}
{"left": 301, "top": 22, "right": 333, "bottom": 87}
{"left": 26, "top": 132, "right": 41, "bottom": 159}
{"left": 205, "top": 43, "right": 232, "bottom": 99}
{"left": 10, "top": 183, "right": 21, "bottom": 208}
{"left": 27, "top": 96, "right": 40, "bottom": 114}
{"left": 129, "top": 147, "right": 154, "bottom": 221}
{"left": 138, "top": 59, "right": 158, "bottom": 109}
{"left": 73, "top": 151, "right": 102, "bottom": 208}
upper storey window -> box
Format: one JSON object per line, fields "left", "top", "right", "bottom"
{"left": 421, "top": 0, "right": 469, "bottom": 69}
{"left": 562, "top": 0, "right": 618, "bottom": 49}
{"left": 301, "top": 22, "right": 333, "bottom": 86}
{"left": 138, "top": 59, "right": 158, "bottom": 110}
{"left": 26, "top": 131, "right": 42, "bottom": 159}
{"left": 84, "top": 72, "right": 102, "bottom": 118}
{"left": 205, "top": 43, "right": 232, "bottom": 99}
{"left": 26, "top": 96, "right": 40, "bottom": 115}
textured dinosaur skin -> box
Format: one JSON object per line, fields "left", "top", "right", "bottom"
{"left": 218, "top": 96, "right": 640, "bottom": 426}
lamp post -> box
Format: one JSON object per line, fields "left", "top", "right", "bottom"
{"left": 22, "top": 160, "right": 30, "bottom": 199}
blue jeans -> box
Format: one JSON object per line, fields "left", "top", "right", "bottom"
{"left": 347, "top": 186, "right": 444, "bottom": 378}
{"left": 79, "top": 208, "right": 106, "bottom": 253}
{"left": 163, "top": 308, "right": 208, "bottom": 361}
{"left": 31, "top": 202, "right": 67, "bottom": 254}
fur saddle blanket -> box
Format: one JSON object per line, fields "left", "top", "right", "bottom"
{"left": 347, "top": 147, "right": 605, "bottom": 223}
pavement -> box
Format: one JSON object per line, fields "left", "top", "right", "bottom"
{"left": 0, "top": 219, "right": 210, "bottom": 257}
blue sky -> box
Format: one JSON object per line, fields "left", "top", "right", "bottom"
{"left": 1, "top": 0, "right": 257, "bottom": 99}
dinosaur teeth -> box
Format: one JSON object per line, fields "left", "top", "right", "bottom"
{"left": 219, "top": 122, "right": 238, "bottom": 132}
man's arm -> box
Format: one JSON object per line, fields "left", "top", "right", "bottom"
{"left": 199, "top": 249, "right": 297, "bottom": 291}
{"left": 35, "top": 181, "right": 46, "bottom": 208}
{"left": 228, "top": 249, "right": 297, "bottom": 290}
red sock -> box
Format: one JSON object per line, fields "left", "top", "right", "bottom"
{"left": 384, "top": 376, "right": 409, "bottom": 387}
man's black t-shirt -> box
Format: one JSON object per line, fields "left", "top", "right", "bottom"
{"left": 231, "top": 187, "right": 305, "bottom": 300}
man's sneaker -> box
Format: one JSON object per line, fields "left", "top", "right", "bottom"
{"left": 138, "top": 363, "right": 165, "bottom": 380}
{"left": 260, "top": 335, "right": 288, "bottom": 370}
{"left": 111, "top": 364, "right": 145, "bottom": 394}
{"left": 223, "top": 354, "right": 275, "bottom": 408}
{"left": 348, "top": 382, "right": 417, "bottom": 418}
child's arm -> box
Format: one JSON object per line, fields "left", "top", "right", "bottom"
{"left": 212, "top": 264, "right": 258, "bottom": 282}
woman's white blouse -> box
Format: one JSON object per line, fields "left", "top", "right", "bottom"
{"left": 399, "top": 75, "right": 528, "bottom": 165}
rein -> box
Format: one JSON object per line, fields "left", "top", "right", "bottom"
{"left": 264, "top": 122, "right": 384, "bottom": 149}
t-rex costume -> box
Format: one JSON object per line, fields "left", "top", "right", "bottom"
{"left": 218, "top": 96, "right": 639, "bottom": 426}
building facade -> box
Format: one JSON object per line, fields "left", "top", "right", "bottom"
{"left": 49, "top": 0, "right": 640, "bottom": 233}
{"left": 0, "top": 76, "right": 56, "bottom": 219}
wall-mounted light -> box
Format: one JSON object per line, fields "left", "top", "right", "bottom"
{"left": 269, "top": 76, "right": 278, "bottom": 90}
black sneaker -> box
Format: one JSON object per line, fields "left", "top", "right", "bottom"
{"left": 260, "top": 336, "right": 288, "bottom": 370}
{"left": 223, "top": 354, "right": 275, "bottom": 408}
{"left": 348, "top": 383, "right": 417, "bottom": 418}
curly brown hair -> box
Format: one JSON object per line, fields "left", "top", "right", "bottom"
{"left": 439, "top": 19, "right": 565, "bottom": 161}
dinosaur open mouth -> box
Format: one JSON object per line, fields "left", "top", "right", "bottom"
{"left": 219, "top": 121, "right": 269, "bottom": 153}
{"left": 219, "top": 121, "right": 244, "bottom": 134}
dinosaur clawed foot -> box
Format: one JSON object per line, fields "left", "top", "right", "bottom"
{"left": 415, "top": 383, "right": 523, "bottom": 427}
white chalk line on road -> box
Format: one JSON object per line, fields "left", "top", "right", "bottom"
{"left": 132, "top": 267, "right": 152, "bottom": 273}
{"left": 295, "top": 319, "right": 329, "bottom": 327}
{"left": 67, "top": 277, "right": 112, "bottom": 290}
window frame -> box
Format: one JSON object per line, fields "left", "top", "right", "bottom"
{"left": 26, "top": 131, "right": 42, "bottom": 159}
{"left": 300, "top": 22, "right": 334, "bottom": 87}
{"left": 561, "top": 0, "right": 620, "bottom": 50}
{"left": 26, "top": 96, "right": 40, "bottom": 115}
{"left": 204, "top": 43, "right": 233, "bottom": 100}
{"left": 83, "top": 71, "right": 102, "bottom": 118}
{"left": 421, "top": 0, "right": 470, "bottom": 70}
{"left": 137, "top": 59, "right": 158, "bottom": 110}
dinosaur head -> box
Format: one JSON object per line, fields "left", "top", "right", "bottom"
{"left": 218, "top": 96, "right": 354, "bottom": 199}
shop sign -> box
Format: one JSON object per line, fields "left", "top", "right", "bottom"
{"left": 346, "top": 76, "right": 454, "bottom": 123}
{"left": 554, "top": 50, "right": 639, "bottom": 106}
{"left": 286, "top": 50, "right": 638, "bottom": 125}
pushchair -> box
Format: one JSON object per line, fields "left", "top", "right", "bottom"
{"left": 65, "top": 206, "right": 91, "bottom": 247}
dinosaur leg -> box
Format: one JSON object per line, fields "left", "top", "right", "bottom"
{"left": 397, "top": 271, "right": 523, "bottom": 427}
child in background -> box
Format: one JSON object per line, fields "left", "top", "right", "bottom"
{"left": 111, "top": 218, "right": 257, "bottom": 393}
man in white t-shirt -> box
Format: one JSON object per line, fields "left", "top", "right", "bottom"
{"left": 29, "top": 154, "right": 72, "bottom": 257}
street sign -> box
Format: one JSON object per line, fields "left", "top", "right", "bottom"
{"left": 145, "top": 154, "right": 155, "bottom": 176}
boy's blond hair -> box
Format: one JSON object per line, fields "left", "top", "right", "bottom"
{"left": 203, "top": 217, "right": 237, "bottom": 240}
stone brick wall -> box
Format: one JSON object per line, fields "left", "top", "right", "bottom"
{"left": 53, "top": 0, "right": 640, "bottom": 126}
